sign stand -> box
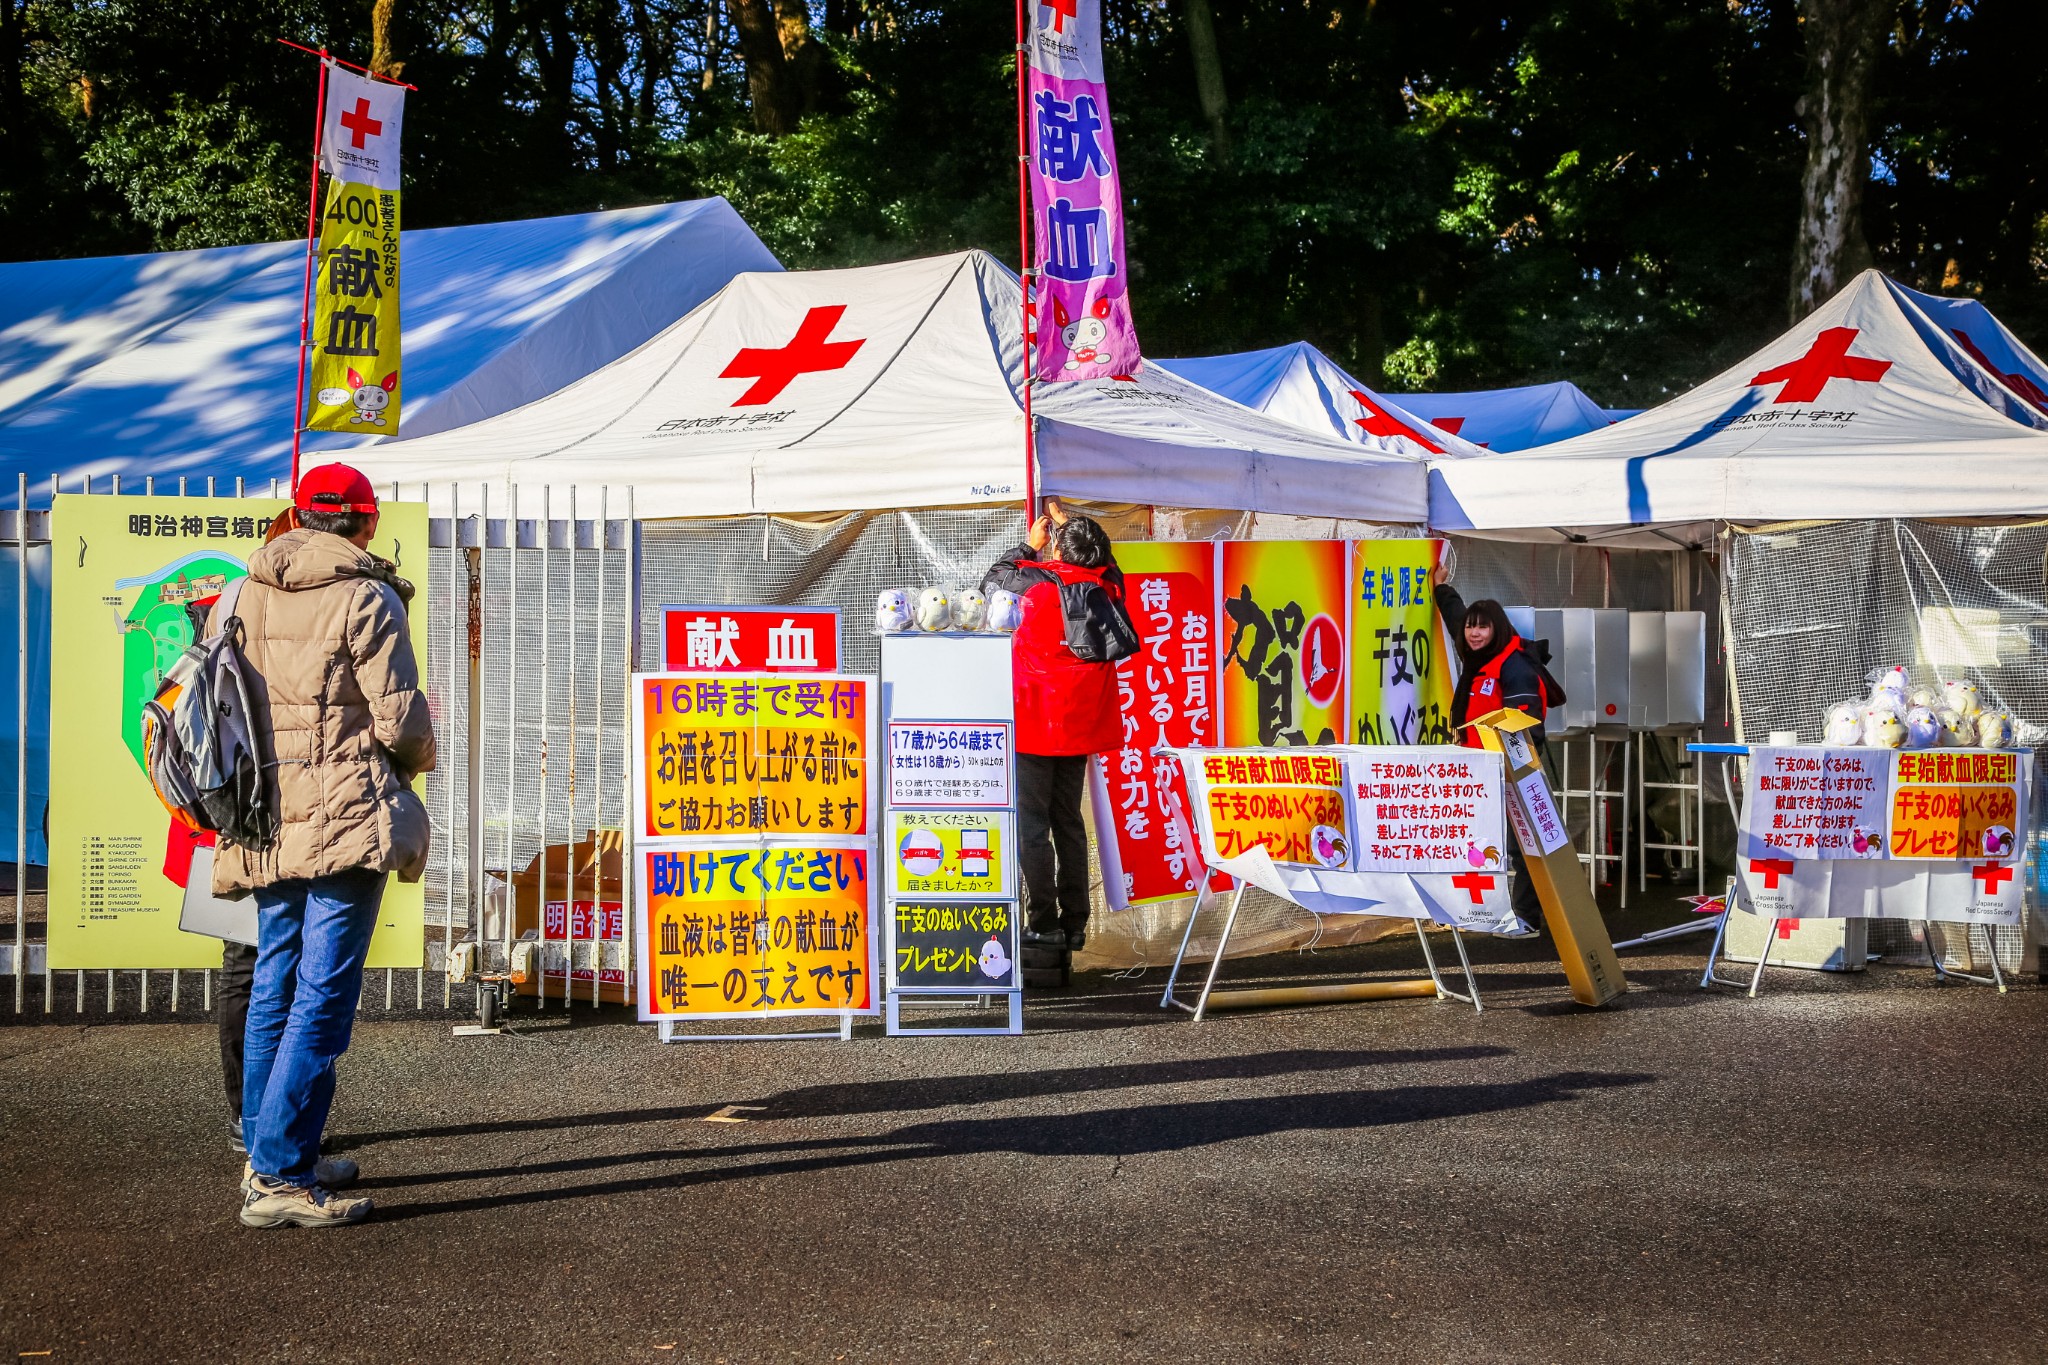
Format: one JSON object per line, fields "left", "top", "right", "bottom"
{"left": 659, "top": 1012, "right": 856, "bottom": 1043}
{"left": 1158, "top": 879, "right": 1483, "bottom": 1023}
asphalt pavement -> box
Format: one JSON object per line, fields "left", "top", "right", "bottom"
{"left": 3, "top": 897, "right": 2046, "bottom": 1364}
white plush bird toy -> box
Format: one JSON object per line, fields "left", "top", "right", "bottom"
{"left": 1936, "top": 707, "right": 1973, "bottom": 747}
{"left": 913, "top": 586, "right": 952, "bottom": 632}
{"left": 986, "top": 589, "right": 1023, "bottom": 633}
{"left": 1862, "top": 705, "right": 1905, "bottom": 749}
{"left": 874, "top": 588, "right": 913, "bottom": 634}
{"left": 1944, "top": 679, "right": 1982, "bottom": 716}
{"left": 1822, "top": 701, "right": 1863, "bottom": 747}
{"left": 1976, "top": 710, "right": 2016, "bottom": 749}
{"left": 953, "top": 587, "right": 988, "bottom": 631}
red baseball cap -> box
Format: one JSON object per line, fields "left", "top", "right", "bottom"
{"left": 294, "top": 463, "right": 380, "bottom": 514}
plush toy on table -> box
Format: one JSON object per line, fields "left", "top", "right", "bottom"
{"left": 1867, "top": 665, "right": 1910, "bottom": 714}
{"left": 1822, "top": 701, "right": 1863, "bottom": 747}
{"left": 1907, "top": 686, "right": 1943, "bottom": 713}
{"left": 913, "top": 586, "right": 952, "bottom": 632}
{"left": 1976, "top": 710, "right": 2017, "bottom": 749}
{"left": 1935, "top": 707, "right": 1974, "bottom": 747}
{"left": 874, "top": 588, "right": 914, "bottom": 634}
{"left": 986, "top": 589, "right": 1023, "bottom": 633}
{"left": 1943, "top": 679, "right": 1982, "bottom": 718}
{"left": 1902, "top": 705, "right": 1940, "bottom": 749}
{"left": 952, "top": 586, "right": 988, "bottom": 631}
{"left": 1862, "top": 705, "right": 1906, "bottom": 749}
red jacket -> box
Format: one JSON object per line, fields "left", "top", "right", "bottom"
{"left": 984, "top": 547, "right": 1124, "bottom": 756}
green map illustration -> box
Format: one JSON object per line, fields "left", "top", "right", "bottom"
{"left": 115, "top": 551, "right": 249, "bottom": 772}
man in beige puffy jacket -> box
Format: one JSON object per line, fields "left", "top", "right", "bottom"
{"left": 221, "top": 464, "right": 434, "bottom": 1229}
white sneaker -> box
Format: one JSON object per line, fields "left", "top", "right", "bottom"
{"left": 1499, "top": 921, "right": 1541, "bottom": 940}
{"left": 239, "top": 1176, "right": 371, "bottom": 1229}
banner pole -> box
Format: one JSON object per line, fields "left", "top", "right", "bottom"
{"left": 1015, "top": 0, "right": 1036, "bottom": 520}
{"left": 289, "top": 49, "right": 330, "bottom": 494}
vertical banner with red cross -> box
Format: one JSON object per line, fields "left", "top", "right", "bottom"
{"left": 1025, "top": 0, "right": 1141, "bottom": 380}
{"left": 1220, "top": 540, "right": 1349, "bottom": 748}
{"left": 1089, "top": 542, "right": 1220, "bottom": 908}
{"left": 306, "top": 61, "right": 403, "bottom": 434}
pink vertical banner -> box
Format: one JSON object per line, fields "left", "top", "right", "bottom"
{"left": 1026, "top": 0, "right": 1142, "bottom": 381}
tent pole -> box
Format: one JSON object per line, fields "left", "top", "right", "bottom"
{"left": 1015, "top": 0, "right": 1036, "bottom": 517}
{"left": 288, "top": 48, "right": 330, "bottom": 494}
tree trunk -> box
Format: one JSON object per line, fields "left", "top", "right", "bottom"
{"left": 1181, "top": 0, "right": 1230, "bottom": 162}
{"left": 369, "top": 0, "right": 404, "bottom": 79}
{"left": 774, "top": 0, "right": 826, "bottom": 118}
{"left": 1788, "top": 0, "right": 1884, "bottom": 320}
{"left": 727, "top": 0, "right": 800, "bottom": 135}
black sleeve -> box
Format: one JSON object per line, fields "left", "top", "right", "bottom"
{"left": 1432, "top": 583, "right": 1467, "bottom": 641}
{"left": 1498, "top": 651, "right": 1546, "bottom": 712}
{"left": 982, "top": 544, "right": 1053, "bottom": 597}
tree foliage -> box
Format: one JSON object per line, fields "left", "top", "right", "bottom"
{"left": 0, "top": 0, "right": 2041, "bottom": 404}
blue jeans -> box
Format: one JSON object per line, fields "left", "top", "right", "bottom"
{"left": 242, "top": 868, "right": 385, "bottom": 1185}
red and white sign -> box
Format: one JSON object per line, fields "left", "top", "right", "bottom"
{"left": 1738, "top": 746, "right": 1889, "bottom": 861}
{"left": 661, "top": 604, "right": 840, "bottom": 673}
{"left": 1348, "top": 750, "right": 1506, "bottom": 874}
{"left": 542, "top": 899, "right": 623, "bottom": 941}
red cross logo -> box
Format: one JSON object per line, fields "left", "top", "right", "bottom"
{"left": 1347, "top": 391, "right": 1443, "bottom": 454}
{"left": 1776, "top": 919, "right": 1798, "bottom": 939}
{"left": 1449, "top": 871, "right": 1495, "bottom": 904}
{"left": 1042, "top": 0, "right": 1077, "bottom": 33}
{"left": 719, "top": 306, "right": 866, "bottom": 406}
{"left": 1971, "top": 862, "right": 2014, "bottom": 896}
{"left": 1748, "top": 857, "right": 1795, "bottom": 890}
{"left": 1748, "top": 327, "right": 1892, "bottom": 404}
{"left": 338, "top": 97, "right": 383, "bottom": 150}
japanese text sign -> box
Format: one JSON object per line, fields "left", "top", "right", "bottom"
{"left": 1350, "top": 750, "right": 1507, "bottom": 874}
{"left": 890, "top": 900, "right": 1017, "bottom": 992}
{"left": 306, "top": 64, "right": 404, "bottom": 436}
{"left": 661, "top": 605, "right": 841, "bottom": 673}
{"left": 889, "top": 810, "right": 1014, "bottom": 898}
{"left": 634, "top": 673, "right": 871, "bottom": 840}
{"left": 638, "top": 844, "right": 875, "bottom": 1019}
{"left": 1350, "top": 540, "right": 1455, "bottom": 745}
{"left": 1506, "top": 769, "right": 1570, "bottom": 857}
{"left": 1738, "top": 747, "right": 1890, "bottom": 861}
{"left": 1889, "top": 750, "right": 2024, "bottom": 861}
{"left": 1196, "top": 750, "right": 1351, "bottom": 868}
{"left": 888, "top": 721, "right": 1012, "bottom": 807}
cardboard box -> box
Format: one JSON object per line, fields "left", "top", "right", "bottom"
{"left": 510, "top": 830, "right": 631, "bottom": 1005}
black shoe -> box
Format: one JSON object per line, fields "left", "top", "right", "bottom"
{"left": 1062, "top": 927, "right": 1087, "bottom": 952}
{"left": 1021, "top": 926, "right": 1067, "bottom": 950}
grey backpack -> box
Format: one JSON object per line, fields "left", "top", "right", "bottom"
{"left": 141, "top": 579, "right": 279, "bottom": 850}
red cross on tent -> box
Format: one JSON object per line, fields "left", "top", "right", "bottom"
{"left": 1449, "top": 871, "right": 1495, "bottom": 904}
{"left": 1748, "top": 857, "right": 1795, "bottom": 890}
{"left": 339, "top": 97, "right": 383, "bottom": 150}
{"left": 1748, "top": 327, "right": 1892, "bottom": 405}
{"left": 1971, "top": 862, "right": 2014, "bottom": 896}
{"left": 1950, "top": 330, "right": 2048, "bottom": 415}
{"left": 1041, "top": 0, "right": 1078, "bottom": 34}
{"left": 720, "top": 305, "right": 866, "bottom": 406}
{"left": 1347, "top": 390, "right": 1443, "bottom": 454}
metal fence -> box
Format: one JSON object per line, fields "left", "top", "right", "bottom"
{"left": 2, "top": 476, "right": 636, "bottom": 1016}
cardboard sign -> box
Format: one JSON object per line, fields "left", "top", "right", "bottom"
{"left": 1350, "top": 750, "right": 1507, "bottom": 874}
{"left": 635, "top": 673, "right": 871, "bottom": 839}
{"left": 1888, "top": 750, "right": 2024, "bottom": 861}
{"left": 1474, "top": 708, "right": 1626, "bottom": 1007}
{"left": 887, "top": 720, "right": 1012, "bottom": 807}
{"left": 638, "top": 843, "right": 875, "bottom": 1019}
{"left": 889, "top": 810, "right": 1014, "bottom": 897}
{"left": 1739, "top": 746, "right": 1889, "bottom": 860}
{"left": 890, "top": 900, "right": 1018, "bottom": 991}
{"left": 661, "top": 605, "right": 841, "bottom": 673}
{"left": 1195, "top": 750, "right": 1350, "bottom": 867}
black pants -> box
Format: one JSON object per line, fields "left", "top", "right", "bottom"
{"left": 218, "top": 940, "right": 257, "bottom": 1125}
{"left": 1508, "top": 845, "right": 1544, "bottom": 929}
{"left": 1016, "top": 753, "right": 1092, "bottom": 935}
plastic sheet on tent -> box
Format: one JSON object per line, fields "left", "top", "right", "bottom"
{"left": 1723, "top": 518, "right": 2048, "bottom": 959}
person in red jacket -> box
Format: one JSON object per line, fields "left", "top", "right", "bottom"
{"left": 983, "top": 501, "right": 1124, "bottom": 952}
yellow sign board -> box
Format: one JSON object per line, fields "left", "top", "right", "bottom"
{"left": 1193, "top": 750, "right": 1349, "bottom": 867}
{"left": 887, "top": 809, "right": 1014, "bottom": 897}
{"left": 1889, "top": 750, "right": 2023, "bottom": 860}
{"left": 639, "top": 843, "right": 875, "bottom": 1017}
{"left": 47, "top": 495, "right": 428, "bottom": 969}
{"left": 306, "top": 180, "right": 403, "bottom": 433}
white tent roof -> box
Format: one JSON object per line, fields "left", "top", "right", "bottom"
{"left": 0, "top": 198, "right": 779, "bottom": 490}
{"left": 355, "top": 251, "right": 1431, "bottom": 522}
{"left": 1401, "top": 380, "right": 1618, "bottom": 451}
{"left": 1156, "top": 342, "right": 1484, "bottom": 457}
{"left": 1429, "top": 270, "right": 2048, "bottom": 539}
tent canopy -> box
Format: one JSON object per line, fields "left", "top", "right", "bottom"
{"left": 1401, "top": 380, "right": 1617, "bottom": 451}
{"left": 1429, "top": 270, "right": 2048, "bottom": 538}
{"left": 1158, "top": 342, "right": 1484, "bottom": 457}
{"left": 0, "top": 198, "right": 780, "bottom": 491}
{"left": 354, "top": 251, "right": 1432, "bottom": 523}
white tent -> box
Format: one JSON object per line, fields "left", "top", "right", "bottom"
{"left": 354, "top": 251, "right": 1432, "bottom": 523}
{"left": 1429, "top": 270, "right": 2048, "bottom": 540}
{"left": 1401, "top": 380, "right": 1619, "bottom": 451}
{"left": 1157, "top": 342, "right": 1484, "bottom": 457}
{"left": 0, "top": 198, "right": 780, "bottom": 489}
